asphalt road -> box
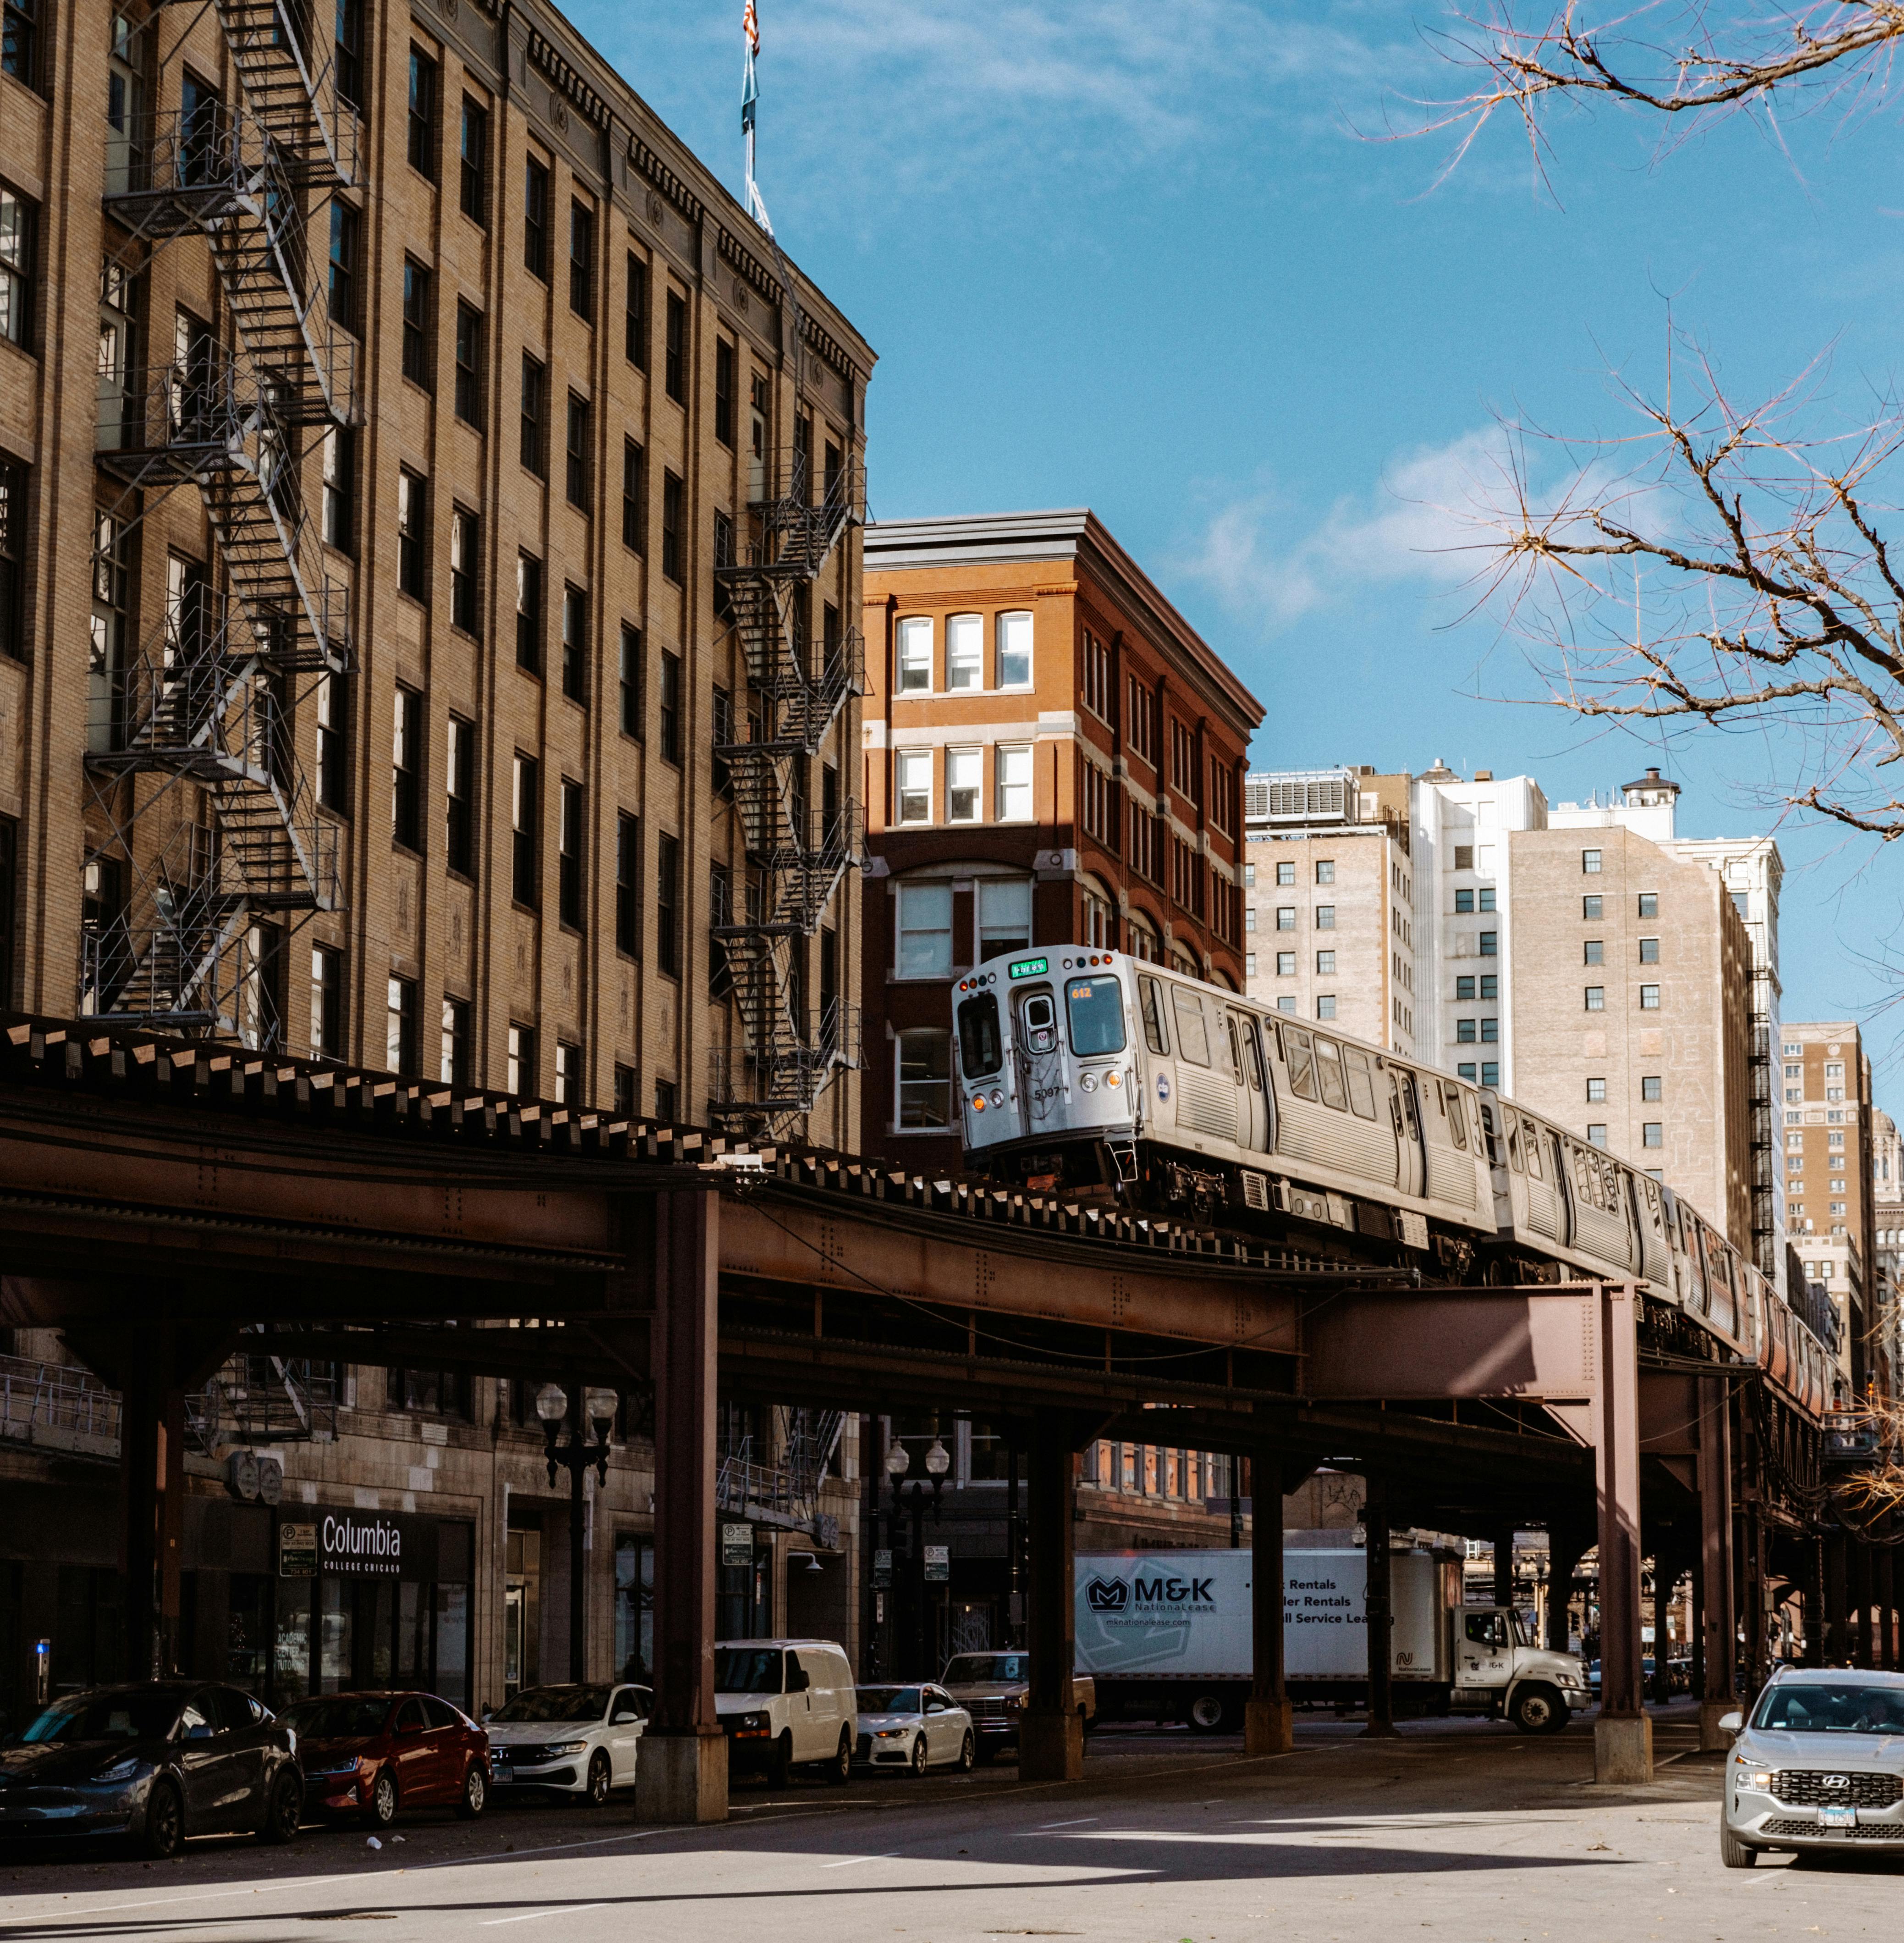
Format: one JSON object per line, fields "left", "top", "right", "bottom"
{"left": 3, "top": 1706, "right": 1901, "bottom": 1942}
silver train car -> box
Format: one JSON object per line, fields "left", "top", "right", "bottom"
{"left": 953, "top": 947, "right": 1831, "bottom": 1423}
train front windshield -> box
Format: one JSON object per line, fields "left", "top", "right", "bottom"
{"left": 1065, "top": 976, "right": 1125, "bottom": 1056}
{"left": 957, "top": 991, "right": 1003, "bottom": 1077}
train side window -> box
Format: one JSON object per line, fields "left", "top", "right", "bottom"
{"left": 1341, "top": 1046, "right": 1376, "bottom": 1119}
{"left": 1138, "top": 976, "right": 1170, "bottom": 1057}
{"left": 1284, "top": 1025, "right": 1318, "bottom": 1101}
{"left": 1171, "top": 986, "right": 1212, "bottom": 1067}
{"left": 1243, "top": 1020, "right": 1266, "bottom": 1092}
{"left": 1525, "top": 1129, "right": 1543, "bottom": 1181}
{"left": 1479, "top": 1102, "right": 1500, "bottom": 1165}
{"left": 1443, "top": 1085, "right": 1468, "bottom": 1149}
{"left": 1570, "top": 1146, "right": 1591, "bottom": 1202}
{"left": 1503, "top": 1110, "right": 1524, "bottom": 1174}
{"left": 1313, "top": 1040, "right": 1349, "bottom": 1112}
{"left": 1224, "top": 1013, "right": 1243, "bottom": 1084}
{"left": 956, "top": 992, "right": 1002, "bottom": 1079}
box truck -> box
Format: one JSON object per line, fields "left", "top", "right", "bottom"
{"left": 1075, "top": 1546, "right": 1589, "bottom": 1734}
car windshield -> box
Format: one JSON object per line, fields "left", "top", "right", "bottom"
{"left": 22, "top": 1690, "right": 183, "bottom": 1743}
{"left": 1753, "top": 1683, "right": 1904, "bottom": 1733}
{"left": 856, "top": 1687, "right": 921, "bottom": 1715}
{"left": 714, "top": 1648, "right": 784, "bottom": 1694}
{"left": 278, "top": 1697, "right": 393, "bottom": 1739}
{"left": 489, "top": 1686, "right": 612, "bottom": 1724}
{"left": 943, "top": 1655, "right": 1027, "bottom": 1685}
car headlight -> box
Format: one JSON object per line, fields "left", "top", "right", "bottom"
{"left": 548, "top": 1740, "right": 589, "bottom": 1757}
{"left": 1003, "top": 1694, "right": 1021, "bottom": 1712}
{"left": 94, "top": 1757, "right": 142, "bottom": 1783}
{"left": 873, "top": 1728, "right": 911, "bottom": 1739}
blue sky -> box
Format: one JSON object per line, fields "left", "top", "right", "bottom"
{"left": 572, "top": 0, "right": 1904, "bottom": 1093}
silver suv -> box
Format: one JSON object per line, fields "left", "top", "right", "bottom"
{"left": 1722, "top": 1667, "right": 1904, "bottom": 1866}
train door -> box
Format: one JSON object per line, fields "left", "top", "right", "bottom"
{"left": 1389, "top": 1068, "right": 1425, "bottom": 1199}
{"left": 1228, "top": 1010, "right": 1270, "bottom": 1153}
{"left": 1011, "top": 985, "right": 1063, "bottom": 1137}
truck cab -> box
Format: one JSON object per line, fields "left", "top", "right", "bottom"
{"left": 940, "top": 1652, "right": 1096, "bottom": 1764}
{"left": 1454, "top": 1605, "right": 1589, "bottom": 1732}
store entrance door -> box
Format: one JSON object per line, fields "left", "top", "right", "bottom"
{"left": 504, "top": 1522, "right": 541, "bottom": 1698}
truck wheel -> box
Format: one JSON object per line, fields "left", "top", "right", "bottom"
{"left": 767, "top": 1732, "right": 793, "bottom": 1789}
{"left": 1187, "top": 1692, "right": 1228, "bottom": 1734}
{"left": 1509, "top": 1684, "right": 1567, "bottom": 1735}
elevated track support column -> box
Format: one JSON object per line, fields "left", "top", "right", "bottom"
{"left": 1021, "top": 1417, "right": 1084, "bottom": 1782}
{"left": 1245, "top": 1443, "right": 1292, "bottom": 1755}
{"left": 637, "top": 1190, "right": 729, "bottom": 1824}
{"left": 1362, "top": 1471, "right": 1399, "bottom": 1738}
{"left": 1697, "top": 1376, "right": 1737, "bottom": 1751}
{"left": 1591, "top": 1284, "right": 1650, "bottom": 1783}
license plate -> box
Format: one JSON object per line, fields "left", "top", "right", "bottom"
{"left": 1820, "top": 1806, "right": 1856, "bottom": 1828}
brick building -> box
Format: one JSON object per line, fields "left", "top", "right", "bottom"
{"left": 858, "top": 510, "right": 1262, "bottom": 1173}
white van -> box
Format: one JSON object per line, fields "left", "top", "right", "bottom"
{"left": 714, "top": 1638, "right": 857, "bottom": 1786}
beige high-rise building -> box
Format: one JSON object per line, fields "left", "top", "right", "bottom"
{"left": 1784, "top": 1024, "right": 1878, "bottom": 1395}
{"left": 1504, "top": 824, "right": 1754, "bottom": 1253}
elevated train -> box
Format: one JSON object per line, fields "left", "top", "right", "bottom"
{"left": 953, "top": 947, "right": 1833, "bottom": 1422}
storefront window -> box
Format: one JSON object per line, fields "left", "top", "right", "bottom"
{"left": 318, "top": 1579, "right": 353, "bottom": 1691}
{"left": 614, "top": 1535, "right": 653, "bottom": 1683}
{"left": 226, "top": 1573, "right": 272, "bottom": 1692}
{"left": 273, "top": 1578, "right": 313, "bottom": 1702}
{"left": 436, "top": 1585, "right": 469, "bottom": 1704}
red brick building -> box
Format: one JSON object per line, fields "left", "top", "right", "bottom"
{"left": 860, "top": 511, "right": 1263, "bottom": 1171}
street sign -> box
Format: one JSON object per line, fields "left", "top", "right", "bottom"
{"left": 873, "top": 1548, "right": 892, "bottom": 1585}
{"left": 721, "top": 1522, "right": 754, "bottom": 1567}
{"left": 924, "top": 1544, "right": 949, "bottom": 1583}
{"left": 278, "top": 1522, "right": 317, "bottom": 1578}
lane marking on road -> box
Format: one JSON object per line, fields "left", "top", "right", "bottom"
{"left": 482, "top": 1903, "right": 609, "bottom": 1926}
{"left": 1038, "top": 1817, "right": 1099, "bottom": 1829}
{"left": 820, "top": 1850, "right": 905, "bottom": 1869}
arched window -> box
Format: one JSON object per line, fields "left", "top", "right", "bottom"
{"left": 996, "top": 611, "right": 1032, "bottom": 688}
{"left": 945, "top": 613, "right": 982, "bottom": 692}
{"left": 896, "top": 616, "right": 933, "bottom": 692}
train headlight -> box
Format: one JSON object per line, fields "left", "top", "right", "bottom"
{"left": 970, "top": 1094, "right": 986, "bottom": 1113}
{"left": 1105, "top": 1071, "right": 1121, "bottom": 1088}
{"left": 1079, "top": 1073, "right": 1098, "bottom": 1093}
{"left": 989, "top": 1089, "right": 1004, "bottom": 1108}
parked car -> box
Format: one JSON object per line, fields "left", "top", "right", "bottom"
{"left": 715, "top": 1639, "right": 856, "bottom": 1786}
{"left": 482, "top": 1683, "right": 649, "bottom": 1804}
{"left": 853, "top": 1685, "right": 975, "bottom": 1776}
{"left": 941, "top": 1653, "right": 1097, "bottom": 1762}
{"left": 280, "top": 1691, "right": 488, "bottom": 1827}
{"left": 0, "top": 1681, "right": 301, "bottom": 1858}
{"left": 1722, "top": 1666, "right": 1904, "bottom": 1865}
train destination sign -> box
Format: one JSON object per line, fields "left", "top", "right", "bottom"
{"left": 1008, "top": 957, "right": 1048, "bottom": 980}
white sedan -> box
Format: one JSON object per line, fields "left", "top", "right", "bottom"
{"left": 483, "top": 1683, "right": 649, "bottom": 1804}
{"left": 853, "top": 1684, "right": 974, "bottom": 1776}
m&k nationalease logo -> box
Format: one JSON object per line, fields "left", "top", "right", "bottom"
{"left": 1085, "top": 1576, "right": 1128, "bottom": 1613}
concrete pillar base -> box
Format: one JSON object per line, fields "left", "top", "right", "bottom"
{"left": 1700, "top": 1699, "right": 1740, "bottom": 1751}
{"left": 1019, "top": 1708, "right": 1085, "bottom": 1782}
{"left": 635, "top": 1732, "right": 728, "bottom": 1823}
{"left": 1593, "top": 1713, "right": 1654, "bottom": 1785}
{"left": 1244, "top": 1697, "right": 1294, "bottom": 1755}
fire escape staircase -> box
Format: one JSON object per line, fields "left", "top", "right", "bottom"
{"left": 89, "top": 17, "right": 359, "bottom": 1032}
{"left": 710, "top": 454, "right": 866, "bottom": 1129}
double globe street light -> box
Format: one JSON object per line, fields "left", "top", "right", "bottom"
{"left": 886, "top": 1436, "right": 951, "bottom": 1678}
{"left": 536, "top": 1382, "right": 620, "bottom": 1682}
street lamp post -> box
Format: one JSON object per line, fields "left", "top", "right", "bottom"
{"left": 886, "top": 1439, "right": 950, "bottom": 1676}
{"left": 537, "top": 1381, "right": 619, "bottom": 1684}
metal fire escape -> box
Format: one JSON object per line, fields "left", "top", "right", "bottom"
{"left": 1749, "top": 997, "right": 1777, "bottom": 1277}
{"left": 86, "top": 6, "right": 359, "bottom": 1033}
{"left": 709, "top": 444, "right": 865, "bottom": 1130}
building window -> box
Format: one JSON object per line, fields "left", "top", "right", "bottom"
{"left": 1582, "top": 894, "right": 1602, "bottom": 919}
{"left": 1457, "top": 1019, "right": 1476, "bottom": 1044}
{"left": 1452, "top": 846, "right": 1474, "bottom": 870}
{"left": 1478, "top": 887, "right": 1496, "bottom": 912}
{"left": 1481, "top": 1062, "right": 1499, "bottom": 1088}
{"left": 401, "top": 257, "right": 432, "bottom": 386}
{"left": 554, "top": 1040, "right": 580, "bottom": 1106}
{"left": 386, "top": 975, "right": 418, "bottom": 1075}
{"left": 1084, "top": 887, "right": 1113, "bottom": 948}
{"left": 1480, "top": 974, "right": 1497, "bottom": 999}
{"left": 511, "top": 753, "right": 539, "bottom": 907}
{"left": 310, "top": 944, "right": 344, "bottom": 1061}
{"left": 503, "top": 562, "right": 543, "bottom": 692}
{"left": 1584, "top": 939, "right": 1604, "bottom": 965}
{"left": 1315, "top": 860, "right": 1335, "bottom": 885}
{"left": 507, "top": 1023, "right": 535, "bottom": 1096}
{"left": 998, "top": 610, "right": 1033, "bottom": 688}
{"left": 714, "top": 338, "right": 735, "bottom": 446}
{"left": 615, "top": 812, "right": 640, "bottom": 958}
{"left": 897, "top": 1029, "right": 952, "bottom": 1129}
{"left": 664, "top": 289, "right": 685, "bottom": 402}
{"left": 1245, "top": 952, "right": 1256, "bottom": 978}
{"left": 1639, "top": 984, "right": 1661, "bottom": 1009}
{"left": 1315, "top": 905, "right": 1335, "bottom": 930}
{"left": 397, "top": 469, "right": 427, "bottom": 601}
{"left": 895, "top": 747, "right": 931, "bottom": 825}
{"left": 1276, "top": 862, "right": 1295, "bottom": 886}
{"left": 1278, "top": 997, "right": 1297, "bottom": 1014}
{"left": 1479, "top": 931, "right": 1497, "bottom": 957}
{"left": 946, "top": 613, "right": 982, "bottom": 691}
{"left": 520, "top": 353, "right": 546, "bottom": 475}
{"left": 658, "top": 650, "right": 680, "bottom": 763}
{"left": 316, "top": 673, "right": 347, "bottom": 810}
{"left": 1639, "top": 936, "right": 1659, "bottom": 963}
{"left": 566, "top": 393, "right": 591, "bottom": 509}
{"left": 445, "top": 713, "right": 474, "bottom": 877}
{"left": 977, "top": 877, "right": 1032, "bottom": 959}
{"left": 1643, "top": 1123, "right": 1663, "bottom": 1148}
{"left": 1638, "top": 892, "right": 1658, "bottom": 918}
{"left": 1587, "top": 1124, "right": 1607, "bottom": 1147}
{"left": 392, "top": 684, "right": 422, "bottom": 851}
{"left": 1456, "top": 975, "right": 1475, "bottom": 1000}
{"left": 558, "top": 779, "right": 583, "bottom": 930}
{"left": 453, "top": 302, "right": 483, "bottom": 425}
{"left": 3, "top": 0, "right": 38, "bottom": 85}
{"left": 897, "top": 882, "right": 953, "bottom": 980}
{"left": 1584, "top": 986, "right": 1605, "bottom": 1011}
{"left": 1587, "top": 1077, "right": 1606, "bottom": 1102}
{"left": 1315, "top": 950, "right": 1335, "bottom": 974}
{"left": 328, "top": 200, "right": 359, "bottom": 335}
{"left": 1276, "top": 952, "right": 1296, "bottom": 976}
{"left": 568, "top": 200, "right": 594, "bottom": 318}
{"left": 440, "top": 995, "right": 470, "bottom": 1089}
{"left": 1455, "top": 889, "right": 1474, "bottom": 914}
{"left": 1457, "top": 1063, "right": 1477, "bottom": 1082}
{"left": 619, "top": 625, "right": 643, "bottom": 740}
{"left": 661, "top": 471, "right": 684, "bottom": 582}
{"left": 407, "top": 48, "right": 437, "bottom": 177}
{"left": 321, "top": 426, "right": 354, "bottom": 552}
{"left": 562, "top": 584, "right": 588, "bottom": 703}
{"left": 1316, "top": 995, "right": 1336, "bottom": 1021}
{"left": 625, "top": 253, "right": 647, "bottom": 367}
{"left": 1245, "top": 907, "right": 1257, "bottom": 933}
{"left": 524, "top": 156, "right": 549, "bottom": 278}
{"left": 996, "top": 745, "right": 1032, "bottom": 821}
{"left": 621, "top": 439, "right": 644, "bottom": 550}
{"left": 1582, "top": 849, "right": 1601, "bottom": 874}
{"left": 459, "top": 97, "right": 488, "bottom": 224}
{"left": 449, "top": 507, "right": 479, "bottom": 635}
{"left": 655, "top": 831, "right": 680, "bottom": 977}
{"left": 897, "top": 617, "right": 932, "bottom": 691}
{"left": 1639, "top": 1074, "right": 1661, "bottom": 1103}
{"left": 946, "top": 747, "right": 980, "bottom": 824}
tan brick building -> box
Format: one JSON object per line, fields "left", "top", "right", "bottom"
{"left": 1, "top": 0, "right": 872, "bottom": 1142}
{"left": 1505, "top": 825, "right": 1754, "bottom": 1253}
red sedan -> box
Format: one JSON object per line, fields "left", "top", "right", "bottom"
{"left": 280, "top": 1691, "right": 489, "bottom": 1827}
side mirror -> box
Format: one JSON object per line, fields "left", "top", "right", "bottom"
{"left": 613, "top": 1708, "right": 639, "bottom": 1724}
{"left": 187, "top": 1721, "right": 215, "bottom": 1740}
{"left": 1718, "top": 1711, "right": 1744, "bottom": 1734}
{"left": 788, "top": 1669, "right": 811, "bottom": 1694}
